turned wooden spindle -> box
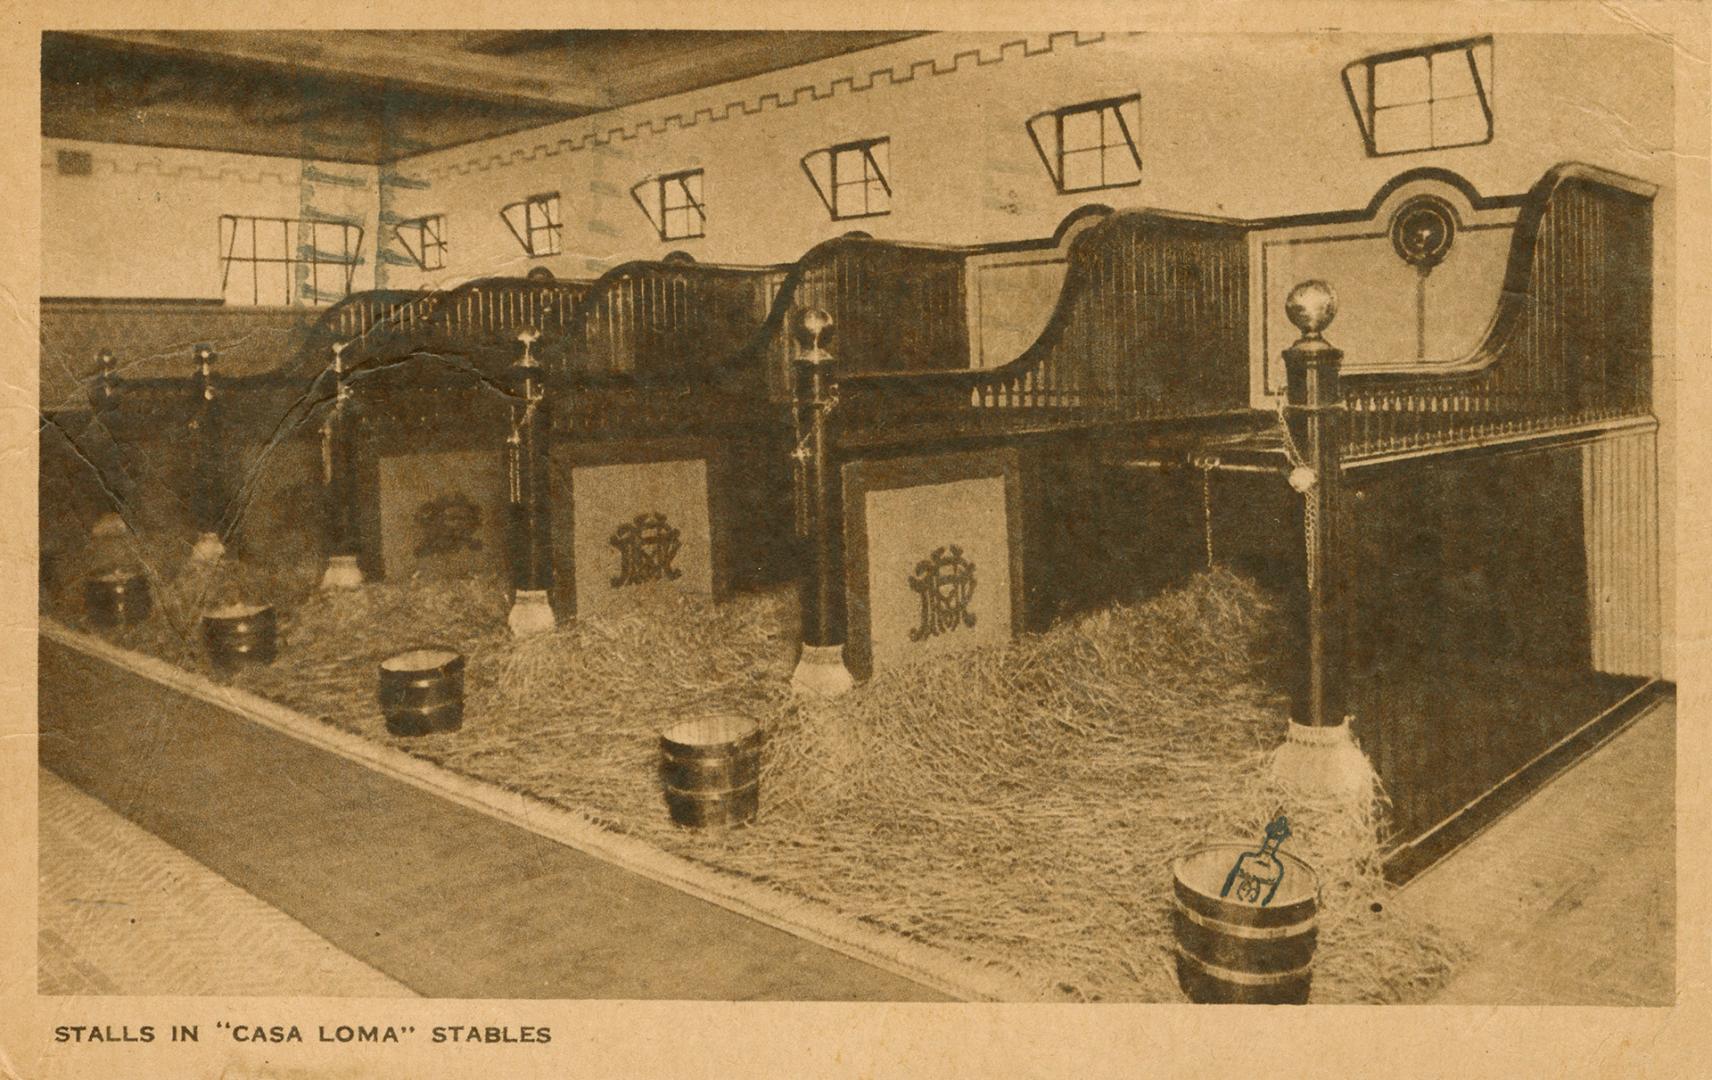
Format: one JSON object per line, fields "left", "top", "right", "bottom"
{"left": 188, "top": 343, "right": 226, "bottom": 562}
{"left": 319, "top": 341, "right": 365, "bottom": 589}
{"left": 506, "top": 328, "right": 557, "bottom": 637}
{"left": 789, "top": 308, "right": 853, "bottom": 696}
{"left": 1273, "top": 281, "right": 1372, "bottom": 798}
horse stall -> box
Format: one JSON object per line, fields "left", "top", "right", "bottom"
{"left": 766, "top": 161, "right": 1662, "bottom": 883}
{"left": 1092, "top": 162, "right": 1665, "bottom": 877}
{"left": 35, "top": 159, "right": 1664, "bottom": 1002}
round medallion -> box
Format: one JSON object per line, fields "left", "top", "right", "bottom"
{"left": 1389, "top": 195, "right": 1458, "bottom": 270}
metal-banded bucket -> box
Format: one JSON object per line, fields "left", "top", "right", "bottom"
{"left": 84, "top": 569, "right": 152, "bottom": 627}
{"left": 1171, "top": 844, "right": 1321, "bottom": 1004}
{"left": 377, "top": 648, "right": 465, "bottom": 737}
{"left": 202, "top": 603, "right": 278, "bottom": 672}
{"left": 658, "top": 715, "right": 762, "bottom": 829}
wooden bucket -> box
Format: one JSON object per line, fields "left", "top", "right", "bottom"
{"left": 377, "top": 648, "right": 465, "bottom": 737}
{"left": 84, "top": 569, "right": 152, "bottom": 627}
{"left": 659, "top": 715, "right": 762, "bottom": 829}
{"left": 202, "top": 603, "right": 278, "bottom": 672}
{"left": 1170, "top": 844, "right": 1320, "bottom": 1004}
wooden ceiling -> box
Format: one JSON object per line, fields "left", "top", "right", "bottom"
{"left": 43, "top": 30, "right": 928, "bottom": 164}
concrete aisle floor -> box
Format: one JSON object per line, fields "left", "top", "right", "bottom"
{"left": 1401, "top": 699, "right": 1675, "bottom": 1005}
{"left": 38, "top": 768, "right": 414, "bottom": 997}
{"left": 37, "top": 636, "right": 946, "bottom": 1001}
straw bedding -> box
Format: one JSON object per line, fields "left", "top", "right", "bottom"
{"left": 46, "top": 542, "right": 1467, "bottom": 1002}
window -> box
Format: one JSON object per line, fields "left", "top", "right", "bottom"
{"left": 801, "top": 137, "right": 891, "bottom": 220}
{"left": 1343, "top": 37, "right": 1494, "bottom": 156}
{"left": 500, "top": 192, "right": 562, "bottom": 257}
{"left": 394, "top": 214, "right": 447, "bottom": 271}
{"left": 218, "top": 215, "right": 363, "bottom": 307}
{"left": 1026, "top": 95, "right": 1142, "bottom": 193}
{"left": 631, "top": 169, "right": 706, "bottom": 241}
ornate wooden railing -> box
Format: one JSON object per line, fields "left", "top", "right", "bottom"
{"left": 566, "top": 257, "right": 784, "bottom": 385}
{"left": 763, "top": 237, "right": 970, "bottom": 386}
{"left": 1339, "top": 164, "right": 1654, "bottom": 459}
{"left": 828, "top": 211, "right": 1251, "bottom": 443}
{"left": 556, "top": 235, "right": 980, "bottom": 407}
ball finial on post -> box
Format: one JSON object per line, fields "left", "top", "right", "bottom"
{"left": 1284, "top": 280, "right": 1338, "bottom": 342}
{"left": 795, "top": 308, "right": 834, "bottom": 363}
{"left": 517, "top": 327, "right": 542, "bottom": 369}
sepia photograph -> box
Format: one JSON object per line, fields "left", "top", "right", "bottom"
{"left": 7, "top": 5, "right": 1710, "bottom": 1078}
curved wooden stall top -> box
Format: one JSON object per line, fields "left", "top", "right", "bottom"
{"left": 1336, "top": 163, "right": 1656, "bottom": 460}
{"left": 832, "top": 209, "right": 1252, "bottom": 448}
{"left": 549, "top": 231, "right": 984, "bottom": 414}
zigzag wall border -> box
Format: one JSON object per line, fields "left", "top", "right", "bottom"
{"left": 40, "top": 151, "right": 374, "bottom": 190}
{"left": 408, "top": 31, "right": 1109, "bottom": 183}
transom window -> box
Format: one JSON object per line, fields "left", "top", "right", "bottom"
{"left": 393, "top": 214, "right": 447, "bottom": 271}
{"left": 218, "top": 215, "right": 363, "bottom": 307}
{"left": 1027, "top": 95, "right": 1142, "bottom": 193}
{"left": 500, "top": 192, "right": 562, "bottom": 257}
{"left": 631, "top": 169, "right": 706, "bottom": 241}
{"left": 1343, "top": 37, "right": 1494, "bottom": 156}
{"left": 801, "top": 137, "right": 891, "bottom": 220}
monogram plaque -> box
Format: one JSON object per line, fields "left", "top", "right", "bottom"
{"left": 609, "top": 511, "right": 684, "bottom": 587}
{"left": 907, "top": 544, "right": 977, "bottom": 642}
{"left": 413, "top": 493, "right": 485, "bottom": 558}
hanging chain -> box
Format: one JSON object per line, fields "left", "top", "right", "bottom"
{"left": 505, "top": 384, "right": 542, "bottom": 507}
{"left": 790, "top": 385, "right": 839, "bottom": 538}
{"left": 1276, "top": 401, "right": 1319, "bottom": 594}
{"left": 1192, "top": 456, "right": 1217, "bottom": 568}
{"left": 506, "top": 432, "right": 523, "bottom": 504}
{"left": 321, "top": 415, "right": 334, "bottom": 486}
{"left": 323, "top": 345, "right": 350, "bottom": 489}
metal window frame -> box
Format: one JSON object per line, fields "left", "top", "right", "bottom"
{"left": 393, "top": 213, "right": 448, "bottom": 271}
{"left": 1026, "top": 94, "right": 1143, "bottom": 195}
{"left": 633, "top": 168, "right": 708, "bottom": 241}
{"left": 217, "top": 214, "right": 363, "bottom": 307}
{"left": 501, "top": 192, "right": 563, "bottom": 258}
{"left": 1341, "top": 35, "right": 1495, "bottom": 158}
{"left": 801, "top": 136, "right": 892, "bottom": 222}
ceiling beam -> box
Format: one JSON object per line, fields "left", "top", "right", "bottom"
{"left": 583, "top": 30, "right": 928, "bottom": 102}
{"left": 65, "top": 30, "right": 613, "bottom": 113}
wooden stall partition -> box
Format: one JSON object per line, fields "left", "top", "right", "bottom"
{"left": 1339, "top": 164, "right": 1656, "bottom": 459}
{"left": 302, "top": 275, "right": 598, "bottom": 589}
{"left": 1272, "top": 163, "right": 1669, "bottom": 880}
{"left": 569, "top": 258, "right": 781, "bottom": 385}
{"left": 839, "top": 448, "right": 1025, "bottom": 681}
{"left": 41, "top": 356, "right": 327, "bottom": 570}
{"left": 961, "top": 209, "right": 1111, "bottom": 372}
{"left": 1345, "top": 429, "right": 1662, "bottom": 880}
{"left": 356, "top": 363, "right": 515, "bottom": 583}
{"left": 40, "top": 298, "right": 321, "bottom": 408}
{"left": 780, "top": 207, "right": 1259, "bottom": 685}
{"left": 546, "top": 437, "right": 732, "bottom": 621}
{"left": 783, "top": 237, "right": 971, "bottom": 374}
{"left": 829, "top": 209, "right": 1251, "bottom": 444}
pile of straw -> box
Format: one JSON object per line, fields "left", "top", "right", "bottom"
{"left": 57, "top": 556, "right": 1466, "bottom": 1002}
{"left": 43, "top": 525, "right": 320, "bottom": 669}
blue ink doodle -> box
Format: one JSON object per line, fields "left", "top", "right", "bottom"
{"left": 1220, "top": 814, "right": 1292, "bottom": 906}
